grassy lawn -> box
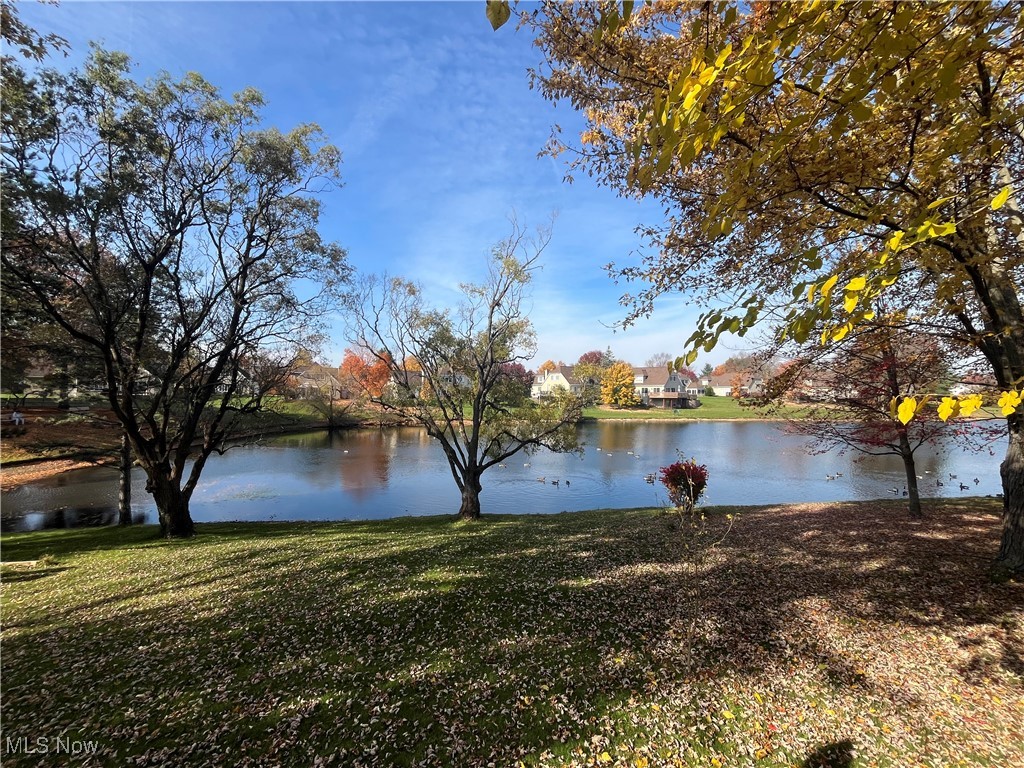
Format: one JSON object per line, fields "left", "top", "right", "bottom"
{"left": 585, "top": 397, "right": 806, "bottom": 420}
{"left": 1, "top": 500, "right": 1021, "bottom": 767}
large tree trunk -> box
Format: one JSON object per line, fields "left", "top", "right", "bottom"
{"left": 147, "top": 473, "right": 195, "bottom": 538}
{"left": 997, "top": 414, "right": 1024, "bottom": 574}
{"left": 118, "top": 432, "right": 133, "bottom": 526}
{"left": 898, "top": 431, "right": 923, "bottom": 519}
{"left": 457, "top": 475, "right": 483, "bottom": 520}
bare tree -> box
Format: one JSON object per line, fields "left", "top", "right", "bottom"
{"left": 345, "top": 220, "right": 582, "bottom": 519}
{"left": 645, "top": 352, "right": 673, "bottom": 369}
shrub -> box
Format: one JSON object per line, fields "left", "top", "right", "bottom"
{"left": 659, "top": 458, "right": 708, "bottom": 511}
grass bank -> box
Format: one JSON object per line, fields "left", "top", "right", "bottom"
{"left": 584, "top": 398, "right": 804, "bottom": 420}
{"left": 1, "top": 500, "right": 1021, "bottom": 767}
{"left": 0, "top": 399, "right": 345, "bottom": 467}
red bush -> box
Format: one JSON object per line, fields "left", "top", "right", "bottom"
{"left": 659, "top": 459, "right": 708, "bottom": 510}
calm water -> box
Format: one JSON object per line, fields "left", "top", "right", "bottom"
{"left": 1, "top": 421, "right": 1006, "bottom": 531}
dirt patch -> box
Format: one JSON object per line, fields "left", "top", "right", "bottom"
{"left": 0, "top": 458, "right": 115, "bottom": 491}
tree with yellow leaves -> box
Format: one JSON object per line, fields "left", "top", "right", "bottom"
{"left": 601, "top": 361, "right": 641, "bottom": 407}
{"left": 514, "top": 0, "right": 1024, "bottom": 573}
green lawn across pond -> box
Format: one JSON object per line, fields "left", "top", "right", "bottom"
{"left": 1, "top": 500, "right": 1021, "bottom": 767}
{"left": 584, "top": 397, "right": 804, "bottom": 420}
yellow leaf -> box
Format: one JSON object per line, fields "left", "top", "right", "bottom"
{"left": 958, "top": 394, "right": 983, "bottom": 417}
{"left": 843, "top": 292, "right": 858, "bottom": 313}
{"left": 937, "top": 397, "right": 960, "bottom": 422}
{"left": 599, "top": 751, "right": 612, "bottom": 764}
{"left": 831, "top": 323, "right": 851, "bottom": 342}
{"left": 897, "top": 397, "right": 917, "bottom": 424}
{"left": 886, "top": 231, "right": 905, "bottom": 251}
{"left": 715, "top": 42, "right": 733, "bottom": 68}
{"left": 845, "top": 276, "right": 867, "bottom": 291}
{"left": 991, "top": 185, "right": 1011, "bottom": 210}
{"left": 998, "top": 389, "right": 1022, "bottom": 416}
{"left": 754, "top": 691, "right": 763, "bottom": 704}
{"left": 889, "top": 397, "right": 899, "bottom": 420}
{"left": 721, "top": 709, "right": 736, "bottom": 719}
{"left": 683, "top": 83, "right": 703, "bottom": 110}
{"left": 820, "top": 274, "right": 839, "bottom": 299}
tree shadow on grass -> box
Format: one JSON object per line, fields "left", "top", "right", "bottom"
{"left": 0, "top": 565, "right": 71, "bottom": 583}
{"left": 0, "top": 501, "right": 1020, "bottom": 767}
{"left": 802, "top": 740, "right": 855, "bottom": 768}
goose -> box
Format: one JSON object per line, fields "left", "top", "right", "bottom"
{"left": 973, "top": 478, "right": 980, "bottom": 485}
{"left": 959, "top": 483, "right": 970, "bottom": 491}
{"left": 565, "top": 480, "right": 570, "bottom": 487}
{"left": 888, "top": 487, "right": 899, "bottom": 494}
{"left": 936, "top": 480, "right": 944, "bottom": 487}
{"left": 536, "top": 476, "right": 546, "bottom": 483}
{"left": 551, "top": 479, "right": 560, "bottom": 486}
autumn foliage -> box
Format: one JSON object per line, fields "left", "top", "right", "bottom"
{"left": 339, "top": 348, "right": 391, "bottom": 399}
{"left": 659, "top": 459, "right": 709, "bottom": 512}
{"left": 601, "top": 361, "right": 640, "bottom": 407}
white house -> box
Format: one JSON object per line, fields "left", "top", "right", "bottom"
{"left": 532, "top": 365, "right": 590, "bottom": 399}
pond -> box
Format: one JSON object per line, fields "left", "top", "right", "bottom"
{"left": 1, "top": 421, "right": 1006, "bottom": 531}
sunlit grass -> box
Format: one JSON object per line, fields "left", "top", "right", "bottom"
{"left": 1, "top": 500, "right": 1020, "bottom": 767}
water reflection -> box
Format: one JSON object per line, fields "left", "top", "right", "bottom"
{"left": 1, "top": 421, "right": 1006, "bottom": 531}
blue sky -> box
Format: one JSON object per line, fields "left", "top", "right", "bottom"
{"left": 17, "top": 0, "right": 743, "bottom": 369}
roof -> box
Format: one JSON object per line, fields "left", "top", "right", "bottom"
{"left": 554, "top": 365, "right": 582, "bottom": 386}
{"left": 295, "top": 363, "right": 340, "bottom": 384}
{"left": 632, "top": 367, "right": 670, "bottom": 387}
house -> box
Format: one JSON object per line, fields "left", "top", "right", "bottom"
{"left": 293, "top": 362, "right": 342, "bottom": 399}
{"left": 632, "top": 367, "right": 700, "bottom": 409}
{"left": 949, "top": 374, "right": 999, "bottom": 397}
{"left": 698, "top": 372, "right": 766, "bottom": 398}
{"left": 531, "top": 365, "right": 592, "bottom": 399}
{"left": 684, "top": 379, "right": 705, "bottom": 397}
{"left": 387, "top": 369, "right": 424, "bottom": 400}
{"left": 782, "top": 367, "right": 862, "bottom": 402}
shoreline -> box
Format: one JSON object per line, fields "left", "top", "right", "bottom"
{"left": 0, "top": 457, "right": 118, "bottom": 491}
{"left": 0, "top": 416, "right": 787, "bottom": 490}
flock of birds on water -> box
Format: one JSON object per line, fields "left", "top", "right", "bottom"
{"left": 882, "top": 471, "right": 981, "bottom": 495}
{"left": 496, "top": 449, "right": 659, "bottom": 487}
{"left": 343, "top": 447, "right": 992, "bottom": 496}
